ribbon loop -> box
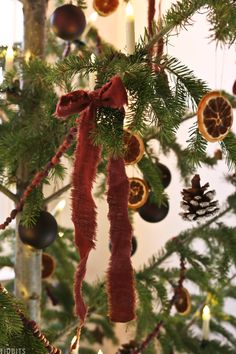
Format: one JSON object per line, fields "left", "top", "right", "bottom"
{"left": 55, "top": 75, "right": 135, "bottom": 327}
{"left": 55, "top": 75, "right": 128, "bottom": 119}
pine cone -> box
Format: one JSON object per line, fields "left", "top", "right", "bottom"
{"left": 116, "top": 341, "right": 139, "bottom": 354}
{"left": 180, "top": 174, "right": 219, "bottom": 221}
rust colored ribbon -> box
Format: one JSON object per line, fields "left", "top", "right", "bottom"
{"left": 55, "top": 76, "right": 135, "bottom": 326}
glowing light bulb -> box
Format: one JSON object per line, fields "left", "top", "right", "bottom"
{"left": 202, "top": 305, "right": 211, "bottom": 320}
{"left": 56, "top": 199, "right": 66, "bottom": 211}
{"left": 89, "top": 11, "right": 98, "bottom": 23}
{"left": 125, "top": 2, "right": 134, "bottom": 19}
{"left": 70, "top": 335, "right": 80, "bottom": 353}
{"left": 5, "top": 46, "right": 14, "bottom": 71}
{"left": 125, "top": 2, "right": 135, "bottom": 55}
{"left": 202, "top": 305, "right": 211, "bottom": 340}
{"left": 98, "top": 350, "right": 103, "bottom": 354}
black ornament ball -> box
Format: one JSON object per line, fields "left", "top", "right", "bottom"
{"left": 156, "top": 161, "right": 171, "bottom": 188}
{"left": 109, "top": 236, "right": 137, "bottom": 257}
{"left": 19, "top": 211, "right": 58, "bottom": 249}
{"left": 138, "top": 192, "right": 169, "bottom": 223}
{"left": 50, "top": 4, "right": 86, "bottom": 41}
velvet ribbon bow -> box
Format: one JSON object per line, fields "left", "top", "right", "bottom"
{"left": 55, "top": 76, "right": 135, "bottom": 326}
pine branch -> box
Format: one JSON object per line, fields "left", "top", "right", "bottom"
{"left": 0, "top": 183, "right": 18, "bottom": 203}
{"left": 44, "top": 183, "right": 71, "bottom": 205}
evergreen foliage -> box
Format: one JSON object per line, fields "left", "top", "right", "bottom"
{"left": 0, "top": 0, "right": 235, "bottom": 353}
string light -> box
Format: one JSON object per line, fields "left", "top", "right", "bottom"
{"left": 89, "top": 11, "right": 98, "bottom": 23}
{"left": 125, "top": 2, "right": 135, "bottom": 55}
{"left": 70, "top": 335, "right": 80, "bottom": 354}
{"left": 202, "top": 305, "right": 211, "bottom": 340}
{"left": 5, "top": 45, "right": 14, "bottom": 72}
{"left": 125, "top": 2, "right": 134, "bottom": 18}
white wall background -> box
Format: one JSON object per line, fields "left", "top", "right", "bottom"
{"left": 0, "top": 1, "right": 235, "bottom": 353}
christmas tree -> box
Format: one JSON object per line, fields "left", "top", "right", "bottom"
{"left": 0, "top": 0, "right": 236, "bottom": 353}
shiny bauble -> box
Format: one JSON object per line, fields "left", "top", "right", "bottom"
{"left": 156, "top": 162, "right": 171, "bottom": 188}
{"left": 109, "top": 236, "right": 137, "bottom": 257}
{"left": 50, "top": 4, "right": 86, "bottom": 41}
{"left": 19, "top": 211, "right": 58, "bottom": 249}
{"left": 138, "top": 192, "right": 169, "bottom": 223}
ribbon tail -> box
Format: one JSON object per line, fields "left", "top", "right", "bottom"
{"left": 72, "top": 105, "right": 102, "bottom": 323}
{"left": 107, "top": 157, "right": 136, "bottom": 322}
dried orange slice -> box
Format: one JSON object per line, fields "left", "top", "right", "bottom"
{"left": 128, "top": 178, "right": 149, "bottom": 209}
{"left": 124, "top": 130, "right": 144, "bottom": 165}
{"left": 174, "top": 288, "right": 191, "bottom": 316}
{"left": 197, "top": 91, "right": 233, "bottom": 142}
{"left": 93, "top": 0, "right": 119, "bottom": 17}
{"left": 42, "top": 253, "right": 56, "bottom": 279}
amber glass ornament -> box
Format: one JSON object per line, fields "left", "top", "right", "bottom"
{"left": 174, "top": 287, "right": 191, "bottom": 315}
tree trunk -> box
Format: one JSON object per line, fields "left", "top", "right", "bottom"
{"left": 23, "top": 0, "right": 48, "bottom": 57}
{"left": 14, "top": 0, "right": 48, "bottom": 323}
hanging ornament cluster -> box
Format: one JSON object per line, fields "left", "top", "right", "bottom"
{"left": 50, "top": 4, "right": 86, "bottom": 41}
{"left": 197, "top": 91, "right": 233, "bottom": 142}
{"left": 123, "top": 129, "right": 171, "bottom": 223}
{"left": 93, "top": 0, "right": 119, "bottom": 17}
{"left": 18, "top": 211, "right": 58, "bottom": 249}
{"left": 180, "top": 174, "right": 219, "bottom": 221}
{"left": 137, "top": 160, "right": 171, "bottom": 223}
